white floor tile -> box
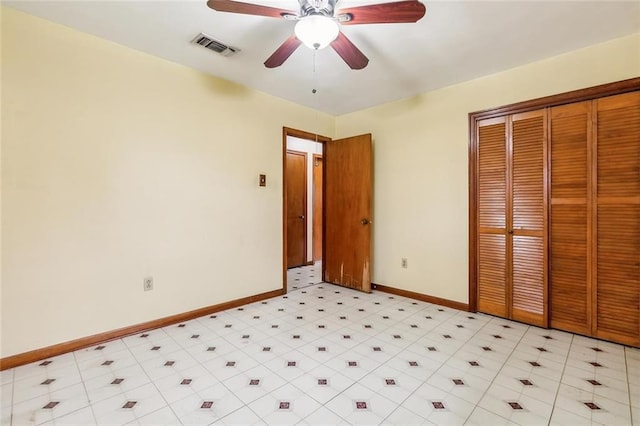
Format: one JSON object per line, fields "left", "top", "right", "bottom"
{"left": 153, "top": 364, "right": 218, "bottom": 404}
{"left": 555, "top": 383, "right": 632, "bottom": 425}
{"left": 11, "top": 382, "right": 90, "bottom": 426}
{"left": 324, "top": 383, "right": 397, "bottom": 425}
{"left": 91, "top": 382, "right": 167, "bottom": 426}
{"left": 425, "top": 369, "right": 491, "bottom": 405}
{"left": 84, "top": 364, "right": 151, "bottom": 404}
{"left": 246, "top": 383, "right": 321, "bottom": 424}
{"left": 324, "top": 353, "right": 382, "bottom": 381}
{"left": 222, "top": 365, "right": 287, "bottom": 404}
{"left": 129, "top": 406, "right": 182, "bottom": 425}
{"left": 40, "top": 406, "right": 97, "bottom": 426}
{"left": 479, "top": 384, "right": 555, "bottom": 426}
{"left": 13, "top": 364, "right": 82, "bottom": 405}
{"left": 632, "top": 406, "right": 640, "bottom": 426}
{"left": 290, "top": 364, "right": 354, "bottom": 405}
{"left": 214, "top": 406, "right": 264, "bottom": 425}
{"left": 403, "top": 382, "right": 475, "bottom": 426}
{"left": 169, "top": 382, "right": 243, "bottom": 425}
{"left": 382, "top": 351, "right": 438, "bottom": 382}
{"left": 0, "top": 370, "right": 14, "bottom": 386}
{"left": 4, "top": 281, "right": 638, "bottom": 426}
{"left": 465, "top": 407, "right": 518, "bottom": 426}
{"left": 0, "top": 392, "right": 11, "bottom": 424}
{"left": 359, "top": 366, "right": 423, "bottom": 404}
{"left": 549, "top": 407, "right": 606, "bottom": 426}
{"left": 299, "top": 406, "right": 350, "bottom": 425}
{"left": 381, "top": 406, "right": 432, "bottom": 425}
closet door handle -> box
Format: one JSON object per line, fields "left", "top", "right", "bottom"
{"left": 508, "top": 229, "right": 514, "bottom": 235}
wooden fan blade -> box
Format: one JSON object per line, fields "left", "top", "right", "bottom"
{"left": 337, "top": 0, "right": 426, "bottom": 25}
{"left": 330, "top": 32, "right": 369, "bottom": 70}
{"left": 207, "top": 0, "right": 296, "bottom": 18}
{"left": 264, "top": 35, "right": 303, "bottom": 68}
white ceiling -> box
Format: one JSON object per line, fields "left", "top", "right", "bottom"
{"left": 4, "top": 0, "right": 640, "bottom": 115}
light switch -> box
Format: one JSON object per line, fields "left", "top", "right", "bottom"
{"left": 259, "top": 174, "right": 266, "bottom": 187}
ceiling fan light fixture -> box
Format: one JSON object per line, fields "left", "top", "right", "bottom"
{"left": 294, "top": 15, "right": 339, "bottom": 50}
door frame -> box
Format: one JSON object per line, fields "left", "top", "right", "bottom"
{"left": 282, "top": 127, "right": 331, "bottom": 292}
{"left": 312, "top": 153, "right": 323, "bottom": 262}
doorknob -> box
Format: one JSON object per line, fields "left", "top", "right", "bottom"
{"left": 299, "top": 215, "right": 305, "bottom": 219}
{"left": 361, "top": 218, "right": 371, "bottom": 225}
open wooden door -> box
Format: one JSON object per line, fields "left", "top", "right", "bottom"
{"left": 324, "top": 134, "right": 372, "bottom": 292}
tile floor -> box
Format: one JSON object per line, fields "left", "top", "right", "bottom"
{"left": 1, "top": 283, "right": 639, "bottom": 425}
{"left": 287, "top": 263, "right": 322, "bottom": 292}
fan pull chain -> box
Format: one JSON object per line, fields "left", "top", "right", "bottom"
{"left": 312, "top": 49, "right": 318, "bottom": 95}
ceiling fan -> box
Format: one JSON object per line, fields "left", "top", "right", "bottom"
{"left": 206, "top": 0, "right": 426, "bottom": 70}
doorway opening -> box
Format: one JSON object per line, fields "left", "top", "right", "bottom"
{"left": 283, "top": 128, "right": 329, "bottom": 293}
{"left": 283, "top": 127, "right": 373, "bottom": 294}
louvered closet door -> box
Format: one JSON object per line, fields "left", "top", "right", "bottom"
{"left": 510, "top": 111, "right": 548, "bottom": 327}
{"left": 594, "top": 92, "right": 640, "bottom": 346}
{"left": 477, "top": 117, "right": 508, "bottom": 317}
{"left": 549, "top": 102, "right": 592, "bottom": 335}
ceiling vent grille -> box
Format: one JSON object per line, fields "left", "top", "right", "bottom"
{"left": 191, "top": 33, "right": 239, "bottom": 57}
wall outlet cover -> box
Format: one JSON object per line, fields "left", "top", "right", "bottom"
{"left": 144, "top": 277, "right": 153, "bottom": 291}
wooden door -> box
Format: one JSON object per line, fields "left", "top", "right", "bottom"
{"left": 594, "top": 91, "right": 640, "bottom": 346}
{"left": 477, "top": 117, "right": 508, "bottom": 317}
{"left": 510, "top": 110, "right": 548, "bottom": 327}
{"left": 549, "top": 101, "right": 592, "bottom": 335}
{"left": 476, "top": 111, "right": 547, "bottom": 326}
{"left": 313, "top": 154, "right": 323, "bottom": 262}
{"left": 286, "top": 150, "right": 307, "bottom": 268}
{"left": 324, "top": 134, "right": 372, "bottom": 292}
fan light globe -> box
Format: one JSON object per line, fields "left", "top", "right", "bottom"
{"left": 294, "top": 15, "right": 339, "bottom": 50}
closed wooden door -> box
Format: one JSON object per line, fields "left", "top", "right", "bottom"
{"left": 313, "top": 154, "right": 323, "bottom": 262}
{"left": 477, "top": 117, "right": 508, "bottom": 317}
{"left": 594, "top": 91, "right": 640, "bottom": 346}
{"left": 549, "top": 101, "right": 592, "bottom": 335}
{"left": 286, "top": 150, "right": 307, "bottom": 268}
{"left": 510, "top": 110, "right": 548, "bottom": 327}
{"left": 324, "top": 134, "right": 372, "bottom": 292}
{"left": 477, "top": 111, "right": 547, "bottom": 326}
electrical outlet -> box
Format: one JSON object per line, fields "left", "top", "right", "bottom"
{"left": 144, "top": 276, "right": 153, "bottom": 291}
{"left": 401, "top": 258, "right": 408, "bottom": 269}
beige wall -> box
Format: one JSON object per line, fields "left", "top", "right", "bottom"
{"left": 335, "top": 33, "right": 640, "bottom": 304}
{"left": 1, "top": 8, "right": 334, "bottom": 357}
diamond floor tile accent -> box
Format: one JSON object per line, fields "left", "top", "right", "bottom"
{"left": 42, "top": 401, "right": 60, "bottom": 409}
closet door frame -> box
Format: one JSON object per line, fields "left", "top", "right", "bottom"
{"left": 469, "top": 77, "right": 640, "bottom": 314}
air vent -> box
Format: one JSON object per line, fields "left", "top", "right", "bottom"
{"left": 191, "top": 33, "right": 239, "bottom": 57}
